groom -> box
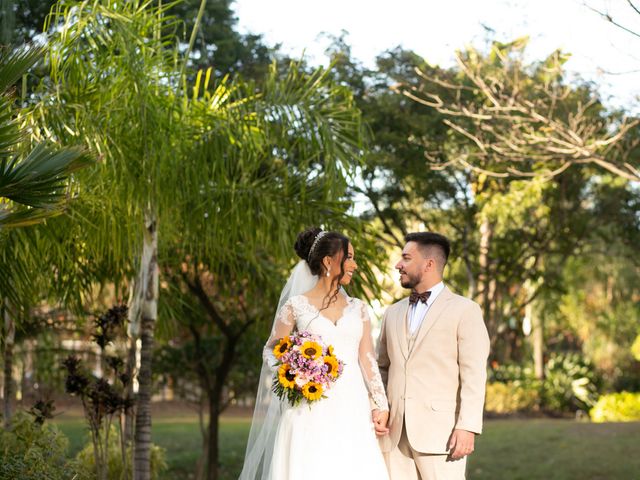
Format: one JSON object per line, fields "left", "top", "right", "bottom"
{"left": 374, "top": 232, "right": 490, "bottom": 480}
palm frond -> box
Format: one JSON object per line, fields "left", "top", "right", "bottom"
{"left": 0, "top": 45, "right": 44, "bottom": 93}
{"left": 0, "top": 204, "right": 64, "bottom": 230}
{"left": 0, "top": 96, "right": 21, "bottom": 159}
{"left": 0, "top": 144, "right": 92, "bottom": 208}
{"left": 0, "top": 46, "right": 44, "bottom": 159}
{"left": 0, "top": 44, "right": 92, "bottom": 230}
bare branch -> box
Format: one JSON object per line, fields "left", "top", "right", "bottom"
{"left": 409, "top": 51, "right": 640, "bottom": 183}
{"left": 584, "top": 2, "right": 640, "bottom": 39}
{"left": 591, "top": 156, "right": 640, "bottom": 181}
{"left": 182, "top": 270, "right": 231, "bottom": 337}
{"left": 454, "top": 52, "right": 502, "bottom": 108}
{"left": 398, "top": 86, "right": 493, "bottom": 120}
{"left": 414, "top": 67, "right": 474, "bottom": 92}
{"left": 443, "top": 120, "right": 487, "bottom": 153}
{"left": 455, "top": 157, "right": 511, "bottom": 178}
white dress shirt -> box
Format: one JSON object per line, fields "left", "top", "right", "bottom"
{"left": 408, "top": 281, "right": 445, "bottom": 335}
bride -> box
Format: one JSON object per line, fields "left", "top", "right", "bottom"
{"left": 239, "top": 227, "right": 390, "bottom": 480}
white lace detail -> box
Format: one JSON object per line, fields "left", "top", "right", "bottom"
{"left": 357, "top": 299, "right": 390, "bottom": 412}
{"left": 359, "top": 301, "right": 369, "bottom": 322}
{"left": 264, "top": 295, "right": 389, "bottom": 411}
{"left": 262, "top": 339, "right": 279, "bottom": 372}
{"left": 288, "top": 295, "right": 321, "bottom": 321}
{"left": 275, "top": 301, "right": 295, "bottom": 326}
{"left": 293, "top": 294, "right": 358, "bottom": 327}
{"left": 364, "top": 352, "right": 389, "bottom": 411}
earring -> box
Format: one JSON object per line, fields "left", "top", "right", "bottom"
{"left": 326, "top": 269, "right": 330, "bottom": 277}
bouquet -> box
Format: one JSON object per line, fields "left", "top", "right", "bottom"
{"left": 272, "top": 330, "right": 344, "bottom": 406}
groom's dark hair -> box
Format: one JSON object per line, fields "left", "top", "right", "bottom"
{"left": 405, "top": 232, "right": 450, "bottom": 269}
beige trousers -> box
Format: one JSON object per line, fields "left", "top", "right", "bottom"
{"left": 383, "top": 422, "right": 467, "bottom": 480}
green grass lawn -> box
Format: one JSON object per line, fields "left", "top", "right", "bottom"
{"left": 54, "top": 417, "right": 640, "bottom": 480}
{"left": 469, "top": 419, "right": 640, "bottom": 480}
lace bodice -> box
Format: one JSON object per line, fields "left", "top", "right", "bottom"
{"left": 264, "top": 294, "right": 389, "bottom": 412}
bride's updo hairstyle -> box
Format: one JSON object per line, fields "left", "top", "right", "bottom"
{"left": 294, "top": 227, "right": 349, "bottom": 309}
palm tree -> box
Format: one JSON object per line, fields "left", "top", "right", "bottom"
{"left": 37, "top": 1, "right": 366, "bottom": 479}
{"left": 0, "top": 44, "right": 91, "bottom": 427}
{"left": 39, "top": 4, "right": 177, "bottom": 477}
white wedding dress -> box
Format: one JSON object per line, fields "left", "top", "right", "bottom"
{"left": 265, "top": 294, "right": 390, "bottom": 480}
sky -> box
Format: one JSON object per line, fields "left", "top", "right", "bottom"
{"left": 234, "top": 0, "right": 640, "bottom": 112}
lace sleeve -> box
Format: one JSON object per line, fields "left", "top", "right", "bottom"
{"left": 263, "top": 300, "right": 296, "bottom": 372}
{"left": 357, "top": 301, "right": 389, "bottom": 411}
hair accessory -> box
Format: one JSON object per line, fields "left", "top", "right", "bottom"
{"left": 307, "top": 231, "right": 328, "bottom": 261}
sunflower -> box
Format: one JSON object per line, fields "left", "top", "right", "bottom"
{"left": 278, "top": 364, "right": 297, "bottom": 389}
{"left": 300, "top": 341, "right": 322, "bottom": 360}
{"left": 323, "top": 355, "right": 340, "bottom": 378}
{"left": 301, "top": 382, "right": 324, "bottom": 401}
{"left": 273, "top": 337, "right": 292, "bottom": 359}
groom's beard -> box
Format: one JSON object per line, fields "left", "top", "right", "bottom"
{"left": 400, "top": 271, "right": 422, "bottom": 289}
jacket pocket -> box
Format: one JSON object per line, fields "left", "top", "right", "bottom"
{"left": 430, "top": 400, "right": 457, "bottom": 412}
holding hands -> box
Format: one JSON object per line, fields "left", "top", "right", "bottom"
{"left": 372, "top": 409, "right": 389, "bottom": 436}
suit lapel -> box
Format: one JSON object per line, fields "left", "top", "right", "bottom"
{"left": 395, "top": 298, "right": 410, "bottom": 360}
{"left": 410, "top": 286, "right": 453, "bottom": 356}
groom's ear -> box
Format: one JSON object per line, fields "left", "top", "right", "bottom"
{"left": 425, "top": 257, "right": 436, "bottom": 272}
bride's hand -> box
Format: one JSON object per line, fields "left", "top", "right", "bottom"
{"left": 371, "top": 409, "right": 389, "bottom": 436}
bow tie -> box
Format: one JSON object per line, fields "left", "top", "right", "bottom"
{"left": 409, "top": 290, "right": 431, "bottom": 305}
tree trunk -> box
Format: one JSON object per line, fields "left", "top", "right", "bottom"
{"left": 477, "top": 218, "right": 496, "bottom": 347}
{"left": 195, "top": 396, "right": 207, "bottom": 480}
{"left": 134, "top": 212, "right": 159, "bottom": 480}
{"left": 2, "top": 300, "right": 16, "bottom": 428}
{"left": 125, "top": 281, "right": 142, "bottom": 447}
{"left": 2, "top": 301, "right": 15, "bottom": 428}
{"left": 184, "top": 273, "right": 253, "bottom": 480}
{"left": 206, "top": 394, "right": 220, "bottom": 480}
{"left": 528, "top": 303, "right": 545, "bottom": 380}
{"left": 124, "top": 338, "right": 138, "bottom": 442}
{"left": 523, "top": 282, "right": 544, "bottom": 379}
{"left": 461, "top": 226, "right": 477, "bottom": 299}
{"left": 205, "top": 336, "right": 238, "bottom": 480}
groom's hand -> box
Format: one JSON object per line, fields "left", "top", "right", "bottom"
{"left": 448, "top": 429, "right": 475, "bottom": 459}
{"left": 371, "top": 409, "right": 389, "bottom": 436}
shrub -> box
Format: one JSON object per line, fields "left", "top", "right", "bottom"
{"left": 485, "top": 381, "right": 540, "bottom": 414}
{"left": 590, "top": 391, "right": 640, "bottom": 423}
{"left": 488, "top": 363, "right": 537, "bottom": 384}
{"left": 62, "top": 305, "right": 135, "bottom": 479}
{"left": 73, "top": 426, "right": 167, "bottom": 480}
{"left": 612, "top": 359, "right": 640, "bottom": 392}
{"left": 489, "top": 354, "right": 601, "bottom": 414}
{"left": 0, "top": 412, "right": 76, "bottom": 480}
{"left": 542, "top": 353, "right": 600, "bottom": 413}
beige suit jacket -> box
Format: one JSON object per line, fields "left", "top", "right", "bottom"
{"left": 377, "top": 286, "right": 490, "bottom": 454}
